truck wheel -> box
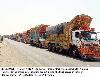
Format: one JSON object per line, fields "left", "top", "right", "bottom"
{"left": 52, "top": 46, "right": 56, "bottom": 52}
{"left": 56, "top": 47, "right": 59, "bottom": 53}
{"left": 72, "top": 49, "right": 77, "bottom": 57}
{"left": 58, "top": 48, "right": 63, "bottom": 53}
{"left": 68, "top": 48, "right": 73, "bottom": 56}
{"left": 79, "top": 54, "right": 87, "bottom": 60}
{"left": 39, "top": 43, "right": 42, "bottom": 48}
{"left": 48, "top": 45, "right": 52, "bottom": 51}
{"left": 68, "top": 45, "right": 79, "bottom": 57}
{"left": 73, "top": 47, "right": 81, "bottom": 58}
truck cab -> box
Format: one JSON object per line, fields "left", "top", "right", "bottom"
{"left": 71, "top": 30, "right": 99, "bottom": 47}
{"left": 71, "top": 30, "right": 100, "bottom": 60}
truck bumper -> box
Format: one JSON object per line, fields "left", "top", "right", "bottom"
{"left": 87, "top": 57, "right": 100, "bottom": 61}
{"left": 83, "top": 55, "right": 100, "bottom": 61}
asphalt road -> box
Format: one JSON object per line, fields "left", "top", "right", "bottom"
{"left": 4, "top": 38, "right": 100, "bottom": 67}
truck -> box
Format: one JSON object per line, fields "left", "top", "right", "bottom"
{"left": 30, "top": 24, "right": 49, "bottom": 48}
{"left": 45, "top": 14, "right": 100, "bottom": 60}
{"left": 21, "top": 30, "right": 31, "bottom": 44}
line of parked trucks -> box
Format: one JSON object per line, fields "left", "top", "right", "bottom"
{"left": 4, "top": 14, "right": 100, "bottom": 60}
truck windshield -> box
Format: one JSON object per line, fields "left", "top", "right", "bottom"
{"left": 41, "top": 33, "right": 46, "bottom": 39}
{"left": 81, "top": 31, "right": 91, "bottom": 39}
{"left": 81, "top": 31, "right": 97, "bottom": 40}
{"left": 91, "top": 32, "right": 97, "bottom": 40}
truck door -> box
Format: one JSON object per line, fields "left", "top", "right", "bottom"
{"left": 72, "top": 31, "right": 81, "bottom": 47}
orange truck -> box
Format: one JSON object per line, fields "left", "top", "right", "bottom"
{"left": 30, "top": 24, "right": 49, "bottom": 48}
{"left": 21, "top": 30, "right": 31, "bottom": 44}
{"left": 45, "top": 14, "right": 100, "bottom": 60}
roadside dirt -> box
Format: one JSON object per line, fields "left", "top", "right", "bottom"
{"left": 0, "top": 40, "right": 34, "bottom": 67}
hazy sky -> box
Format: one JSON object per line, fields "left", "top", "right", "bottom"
{"left": 0, "top": 0, "right": 100, "bottom": 35}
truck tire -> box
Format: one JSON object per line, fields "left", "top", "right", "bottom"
{"left": 68, "top": 47, "right": 73, "bottom": 56}
{"left": 48, "top": 44, "right": 52, "bottom": 51}
{"left": 56, "top": 47, "right": 59, "bottom": 53}
{"left": 79, "top": 53, "right": 88, "bottom": 60}
{"left": 58, "top": 48, "right": 63, "bottom": 53}
{"left": 72, "top": 49, "right": 78, "bottom": 57}
{"left": 39, "top": 43, "right": 42, "bottom": 48}
{"left": 52, "top": 46, "right": 56, "bottom": 52}
{"left": 68, "top": 45, "right": 79, "bottom": 57}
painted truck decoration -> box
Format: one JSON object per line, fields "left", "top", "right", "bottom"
{"left": 5, "top": 14, "right": 100, "bottom": 60}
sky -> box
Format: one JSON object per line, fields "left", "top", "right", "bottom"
{"left": 0, "top": 0, "right": 100, "bottom": 36}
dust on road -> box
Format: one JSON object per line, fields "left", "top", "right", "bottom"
{"left": 0, "top": 40, "right": 34, "bottom": 67}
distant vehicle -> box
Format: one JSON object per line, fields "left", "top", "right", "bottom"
{"left": 30, "top": 24, "right": 48, "bottom": 48}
